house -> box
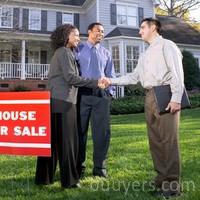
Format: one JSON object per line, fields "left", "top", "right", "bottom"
{"left": 0, "top": 0, "right": 87, "bottom": 90}
{"left": 0, "top": 0, "right": 159, "bottom": 93}
{"left": 0, "top": 0, "right": 199, "bottom": 96}
{"left": 157, "top": 15, "right": 200, "bottom": 68}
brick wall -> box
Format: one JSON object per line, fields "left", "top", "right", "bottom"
{"left": 0, "top": 80, "right": 48, "bottom": 92}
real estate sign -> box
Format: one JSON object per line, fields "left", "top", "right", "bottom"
{"left": 0, "top": 91, "right": 51, "bottom": 156}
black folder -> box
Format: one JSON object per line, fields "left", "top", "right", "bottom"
{"left": 153, "top": 85, "right": 191, "bottom": 114}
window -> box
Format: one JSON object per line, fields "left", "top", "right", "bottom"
{"left": 28, "top": 50, "right": 40, "bottom": 63}
{"left": 62, "top": 13, "right": 73, "bottom": 24}
{"left": 0, "top": 7, "right": 13, "bottom": 28}
{"left": 117, "top": 4, "right": 137, "bottom": 27}
{"left": 115, "top": 86, "right": 123, "bottom": 98}
{"left": 112, "top": 45, "right": 120, "bottom": 74}
{"left": 0, "top": 49, "right": 11, "bottom": 62}
{"left": 126, "top": 45, "right": 139, "bottom": 73}
{"left": 29, "top": 9, "right": 41, "bottom": 30}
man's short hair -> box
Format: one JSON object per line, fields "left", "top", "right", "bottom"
{"left": 88, "top": 22, "right": 103, "bottom": 31}
{"left": 141, "top": 18, "right": 162, "bottom": 34}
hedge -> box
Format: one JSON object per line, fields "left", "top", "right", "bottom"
{"left": 110, "top": 93, "right": 200, "bottom": 115}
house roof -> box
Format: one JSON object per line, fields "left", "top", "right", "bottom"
{"left": 25, "top": 0, "right": 87, "bottom": 6}
{"left": 106, "top": 16, "right": 200, "bottom": 46}
{"left": 105, "top": 27, "right": 140, "bottom": 38}
{"left": 157, "top": 15, "right": 200, "bottom": 45}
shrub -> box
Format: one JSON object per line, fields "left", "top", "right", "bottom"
{"left": 182, "top": 50, "right": 200, "bottom": 90}
{"left": 111, "top": 96, "right": 144, "bottom": 115}
{"left": 189, "top": 93, "right": 200, "bottom": 108}
{"left": 124, "top": 83, "right": 145, "bottom": 96}
{"left": 13, "top": 85, "right": 30, "bottom": 91}
{"left": 111, "top": 92, "right": 200, "bottom": 115}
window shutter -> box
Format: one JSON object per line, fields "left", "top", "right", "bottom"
{"left": 12, "top": 49, "right": 19, "bottom": 63}
{"left": 41, "top": 10, "right": 47, "bottom": 31}
{"left": 56, "top": 12, "right": 62, "bottom": 27}
{"left": 74, "top": 13, "right": 79, "bottom": 28}
{"left": 138, "top": 7, "right": 144, "bottom": 26}
{"left": 22, "top": 9, "right": 29, "bottom": 31}
{"left": 110, "top": 4, "right": 117, "bottom": 25}
{"left": 41, "top": 50, "right": 47, "bottom": 64}
{"left": 25, "top": 49, "right": 28, "bottom": 63}
{"left": 13, "top": 8, "right": 20, "bottom": 30}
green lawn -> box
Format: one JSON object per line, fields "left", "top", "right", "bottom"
{"left": 0, "top": 108, "right": 200, "bottom": 200}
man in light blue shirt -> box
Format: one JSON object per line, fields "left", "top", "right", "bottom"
{"left": 76, "top": 22, "right": 115, "bottom": 178}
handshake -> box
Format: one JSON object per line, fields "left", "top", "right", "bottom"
{"left": 97, "top": 77, "right": 112, "bottom": 89}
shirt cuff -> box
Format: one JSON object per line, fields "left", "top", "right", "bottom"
{"left": 170, "top": 93, "right": 182, "bottom": 104}
{"left": 110, "top": 78, "right": 118, "bottom": 85}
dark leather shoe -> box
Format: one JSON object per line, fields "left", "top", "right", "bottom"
{"left": 155, "top": 190, "right": 181, "bottom": 199}
{"left": 93, "top": 168, "right": 107, "bottom": 178}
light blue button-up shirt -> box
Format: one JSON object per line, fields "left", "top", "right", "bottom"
{"left": 75, "top": 41, "right": 116, "bottom": 95}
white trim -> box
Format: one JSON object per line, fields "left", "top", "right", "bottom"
{"left": 106, "top": 38, "right": 200, "bottom": 49}
{"left": 0, "top": 30, "right": 51, "bottom": 41}
{"left": 96, "top": 0, "right": 99, "bottom": 22}
{"left": 177, "top": 43, "right": 200, "bottom": 49}
{"left": 153, "top": 0, "right": 160, "bottom": 6}
{"left": 142, "top": 41, "right": 146, "bottom": 52}
{"left": 120, "top": 40, "right": 125, "bottom": 75}
{"left": 21, "top": 40, "right": 26, "bottom": 80}
{"left": 0, "top": 142, "right": 50, "bottom": 148}
{"left": 105, "top": 36, "right": 142, "bottom": 41}
{"left": 0, "top": 100, "right": 50, "bottom": 104}
{"left": 116, "top": 1, "right": 138, "bottom": 7}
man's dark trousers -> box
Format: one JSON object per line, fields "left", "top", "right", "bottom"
{"left": 77, "top": 87, "right": 111, "bottom": 175}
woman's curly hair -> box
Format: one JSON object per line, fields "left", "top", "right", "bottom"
{"left": 50, "top": 24, "right": 77, "bottom": 51}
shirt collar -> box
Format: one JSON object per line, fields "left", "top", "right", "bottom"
{"left": 150, "top": 35, "right": 163, "bottom": 46}
{"left": 86, "top": 40, "right": 100, "bottom": 50}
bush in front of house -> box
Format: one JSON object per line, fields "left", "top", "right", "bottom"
{"left": 110, "top": 92, "right": 200, "bottom": 115}
{"left": 189, "top": 93, "right": 200, "bottom": 108}
{"left": 13, "top": 85, "right": 31, "bottom": 91}
{"left": 124, "top": 83, "right": 145, "bottom": 96}
{"left": 110, "top": 95, "right": 145, "bottom": 115}
{"left": 182, "top": 50, "right": 200, "bottom": 90}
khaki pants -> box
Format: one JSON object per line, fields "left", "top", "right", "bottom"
{"left": 145, "top": 89, "right": 181, "bottom": 191}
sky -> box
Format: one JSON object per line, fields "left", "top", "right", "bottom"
{"left": 189, "top": 7, "right": 200, "bottom": 22}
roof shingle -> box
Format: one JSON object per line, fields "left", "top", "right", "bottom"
{"left": 25, "top": 0, "right": 86, "bottom": 6}
{"left": 105, "top": 27, "right": 140, "bottom": 38}
{"left": 106, "top": 16, "right": 200, "bottom": 46}
{"left": 157, "top": 15, "right": 200, "bottom": 45}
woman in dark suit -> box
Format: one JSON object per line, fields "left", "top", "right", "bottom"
{"left": 35, "top": 24, "right": 99, "bottom": 188}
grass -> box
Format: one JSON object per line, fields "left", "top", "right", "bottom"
{"left": 0, "top": 108, "right": 200, "bottom": 200}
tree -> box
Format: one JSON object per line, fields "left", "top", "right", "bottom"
{"left": 182, "top": 50, "right": 200, "bottom": 90}
{"left": 157, "top": 0, "right": 200, "bottom": 18}
{"left": 190, "top": 20, "right": 200, "bottom": 31}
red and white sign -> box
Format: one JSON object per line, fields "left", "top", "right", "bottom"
{"left": 0, "top": 91, "right": 51, "bottom": 156}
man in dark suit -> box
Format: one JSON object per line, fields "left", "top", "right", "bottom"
{"left": 76, "top": 22, "right": 116, "bottom": 178}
